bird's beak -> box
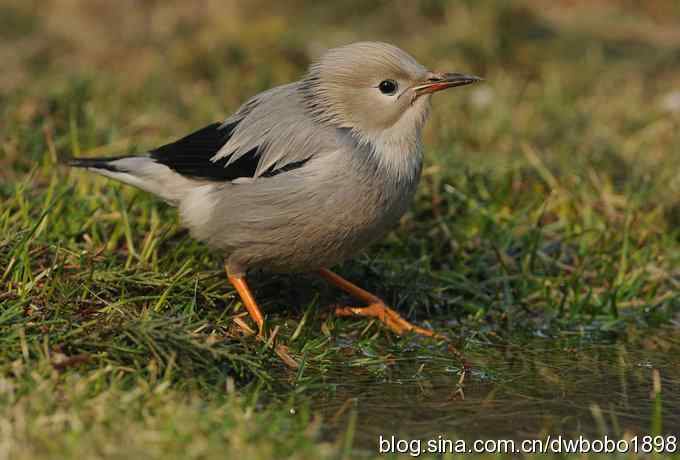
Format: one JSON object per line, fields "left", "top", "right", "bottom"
{"left": 412, "top": 72, "right": 483, "bottom": 96}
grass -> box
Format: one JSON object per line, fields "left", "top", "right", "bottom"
{"left": 2, "top": 0, "right": 680, "bottom": 458}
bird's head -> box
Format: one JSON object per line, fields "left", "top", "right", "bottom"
{"left": 301, "top": 41, "right": 481, "bottom": 145}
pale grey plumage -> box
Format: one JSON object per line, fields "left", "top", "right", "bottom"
{"left": 195, "top": 134, "right": 421, "bottom": 275}
{"left": 66, "top": 41, "right": 480, "bottom": 277}
{"left": 212, "top": 42, "right": 429, "bottom": 180}
{"left": 213, "top": 83, "right": 327, "bottom": 177}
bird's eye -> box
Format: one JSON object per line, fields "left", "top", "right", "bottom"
{"left": 378, "top": 79, "right": 398, "bottom": 95}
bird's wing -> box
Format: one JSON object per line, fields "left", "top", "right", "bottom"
{"left": 151, "top": 83, "right": 331, "bottom": 182}
{"left": 149, "top": 122, "right": 258, "bottom": 181}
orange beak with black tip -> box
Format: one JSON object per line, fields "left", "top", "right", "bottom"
{"left": 413, "top": 72, "right": 483, "bottom": 96}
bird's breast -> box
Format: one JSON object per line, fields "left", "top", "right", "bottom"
{"left": 194, "top": 138, "right": 424, "bottom": 273}
{"left": 329, "top": 142, "right": 423, "bottom": 247}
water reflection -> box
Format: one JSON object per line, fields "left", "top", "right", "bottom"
{"left": 312, "top": 329, "right": 680, "bottom": 450}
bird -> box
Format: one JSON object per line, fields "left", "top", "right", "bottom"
{"left": 66, "top": 41, "right": 481, "bottom": 343}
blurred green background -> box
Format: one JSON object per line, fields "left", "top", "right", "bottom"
{"left": 3, "top": 0, "right": 680, "bottom": 174}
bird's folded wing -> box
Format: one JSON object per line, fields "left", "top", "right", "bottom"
{"left": 149, "top": 122, "right": 258, "bottom": 181}
{"left": 150, "top": 83, "right": 331, "bottom": 182}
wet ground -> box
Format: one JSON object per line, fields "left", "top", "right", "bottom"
{"left": 311, "top": 328, "right": 680, "bottom": 452}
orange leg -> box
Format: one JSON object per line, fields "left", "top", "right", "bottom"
{"left": 317, "top": 268, "right": 442, "bottom": 339}
{"left": 227, "top": 270, "right": 265, "bottom": 336}
{"left": 226, "top": 267, "right": 299, "bottom": 368}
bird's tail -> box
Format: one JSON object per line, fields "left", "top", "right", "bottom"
{"left": 65, "top": 155, "right": 148, "bottom": 188}
{"left": 66, "top": 156, "right": 132, "bottom": 172}
{"left": 64, "top": 155, "right": 193, "bottom": 204}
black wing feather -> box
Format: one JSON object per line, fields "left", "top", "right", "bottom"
{"left": 149, "top": 122, "right": 261, "bottom": 181}
{"left": 67, "top": 121, "right": 309, "bottom": 181}
{"left": 149, "top": 121, "right": 310, "bottom": 182}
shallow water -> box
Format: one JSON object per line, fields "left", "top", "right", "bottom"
{"left": 312, "top": 328, "right": 680, "bottom": 452}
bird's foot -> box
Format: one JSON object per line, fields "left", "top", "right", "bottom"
{"left": 334, "top": 302, "right": 443, "bottom": 339}
{"left": 226, "top": 268, "right": 299, "bottom": 369}
{"left": 230, "top": 316, "right": 299, "bottom": 369}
